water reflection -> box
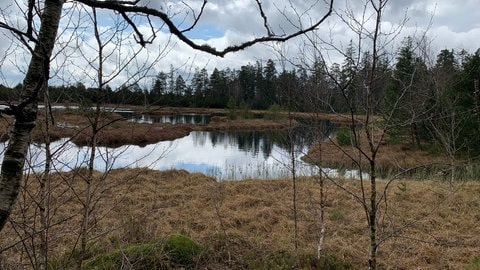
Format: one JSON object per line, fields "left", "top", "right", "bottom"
{"left": 127, "top": 114, "right": 211, "bottom": 124}
{"left": 0, "top": 120, "right": 367, "bottom": 180}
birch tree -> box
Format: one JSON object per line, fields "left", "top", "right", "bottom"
{"left": 296, "top": 0, "right": 425, "bottom": 268}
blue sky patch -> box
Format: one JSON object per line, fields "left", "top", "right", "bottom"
{"left": 182, "top": 24, "right": 224, "bottom": 40}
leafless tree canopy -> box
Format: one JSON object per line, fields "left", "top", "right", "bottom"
{"left": 0, "top": 0, "right": 334, "bottom": 232}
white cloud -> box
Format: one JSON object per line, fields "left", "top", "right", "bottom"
{"left": 1, "top": 0, "right": 479, "bottom": 88}
{"left": 430, "top": 26, "right": 480, "bottom": 53}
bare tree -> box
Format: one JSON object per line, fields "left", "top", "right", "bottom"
{"left": 0, "top": 0, "right": 334, "bottom": 233}
{"left": 292, "top": 0, "right": 434, "bottom": 268}
{"left": 0, "top": 0, "right": 64, "bottom": 234}
{"left": 69, "top": 5, "right": 170, "bottom": 268}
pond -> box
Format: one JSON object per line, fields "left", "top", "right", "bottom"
{"left": 0, "top": 114, "right": 366, "bottom": 180}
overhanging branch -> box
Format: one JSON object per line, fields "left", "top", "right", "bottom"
{"left": 75, "top": 0, "right": 334, "bottom": 57}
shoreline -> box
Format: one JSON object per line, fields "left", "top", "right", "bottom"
{"left": 0, "top": 104, "right": 446, "bottom": 172}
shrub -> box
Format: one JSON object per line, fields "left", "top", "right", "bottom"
{"left": 265, "top": 103, "right": 284, "bottom": 121}
{"left": 336, "top": 125, "right": 353, "bottom": 146}
{"left": 226, "top": 97, "right": 237, "bottom": 120}
{"left": 239, "top": 102, "right": 253, "bottom": 119}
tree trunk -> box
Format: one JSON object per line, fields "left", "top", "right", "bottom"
{"left": 0, "top": 0, "right": 64, "bottom": 231}
{"left": 38, "top": 94, "right": 52, "bottom": 270}
{"left": 368, "top": 161, "right": 377, "bottom": 270}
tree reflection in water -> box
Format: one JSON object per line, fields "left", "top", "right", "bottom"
{"left": 0, "top": 119, "right": 342, "bottom": 180}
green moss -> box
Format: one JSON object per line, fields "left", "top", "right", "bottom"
{"left": 82, "top": 242, "right": 168, "bottom": 270}
{"left": 165, "top": 234, "right": 202, "bottom": 266}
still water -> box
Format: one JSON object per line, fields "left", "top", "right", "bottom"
{"left": 7, "top": 129, "right": 318, "bottom": 180}
{"left": 0, "top": 115, "right": 365, "bottom": 180}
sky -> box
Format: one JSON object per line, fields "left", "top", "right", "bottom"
{"left": 0, "top": 0, "right": 479, "bottom": 89}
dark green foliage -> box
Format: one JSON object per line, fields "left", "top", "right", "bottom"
{"left": 226, "top": 97, "right": 237, "bottom": 120}
{"left": 239, "top": 102, "right": 253, "bottom": 119}
{"left": 336, "top": 125, "right": 354, "bottom": 146}
{"left": 265, "top": 103, "right": 284, "bottom": 121}
{"left": 0, "top": 83, "right": 21, "bottom": 101}
{"left": 383, "top": 37, "right": 430, "bottom": 148}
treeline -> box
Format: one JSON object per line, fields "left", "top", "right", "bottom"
{"left": 1, "top": 40, "right": 479, "bottom": 155}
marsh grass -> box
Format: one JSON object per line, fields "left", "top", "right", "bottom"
{"left": 0, "top": 168, "right": 478, "bottom": 268}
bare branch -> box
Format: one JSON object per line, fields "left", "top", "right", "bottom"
{"left": 255, "top": 0, "right": 275, "bottom": 36}
{"left": 180, "top": 0, "right": 207, "bottom": 33}
{"left": 75, "top": 0, "right": 334, "bottom": 57}
{"left": 0, "top": 22, "right": 37, "bottom": 51}
{"left": 119, "top": 11, "right": 151, "bottom": 47}
{"left": 26, "top": 0, "right": 34, "bottom": 37}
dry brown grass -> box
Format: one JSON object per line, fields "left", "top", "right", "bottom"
{"left": 1, "top": 168, "right": 478, "bottom": 269}
{"left": 305, "top": 125, "right": 446, "bottom": 174}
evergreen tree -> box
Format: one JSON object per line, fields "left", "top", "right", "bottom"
{"left": 151, "top": 71, "right": 168, "bottom": 102}
{"left": 254, "top": 61, "right": 265, "bottom": 108}
{"left": 340, "top": 40, "right": 358, "bottom": 112}
{"left": 167, "top": 65, "right": 175, "bottom": 94}
{"left": 454, "top": 49, "right": 480, "bottom": 154}
{"left": 277, "top": 69, "right": 298, "bottom": 110}
{"left": 239, "top": 64, "right": 256, "bottom": 105}
{"left": 174, "top": 75, "right": 186, "bottom": 96}
{"left": 384, "top": 37, "right": 430, "bottom": 147}
{"left": 307, "top": 57, "right": 329, "bottom": 112}
{"left": 263, "top": 59, "right": 277, "bottom": 107}
{"left": 209, "top": 68, "right": 228, "bottom": 107}
{"left": 191, "top": 67, "right": 210, "bottom": 106}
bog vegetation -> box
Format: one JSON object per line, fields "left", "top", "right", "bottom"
{"left": 1, "top": 0, "right": 480, "bottom": 269}
{"left": 1, "top": 169, "right": 479, "bottom": 269}
{"left": 1, "top": 35, "right": 480, "bottom": 270}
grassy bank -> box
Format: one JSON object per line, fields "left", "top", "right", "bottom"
{"left": 1, "top": 168, "right": 478, "bottom": 268}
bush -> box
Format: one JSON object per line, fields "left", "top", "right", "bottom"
{"left": 239, "top": 102, "right": 253, "bottom": 119}
{"left": 226, "top": 97, "right": 237, "bottom": 120}
{"left": 265, "top": 103, "right": 284, "bottom": 121}
{"left": 336, "top": 125, "right": 353, "bottom": 146}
